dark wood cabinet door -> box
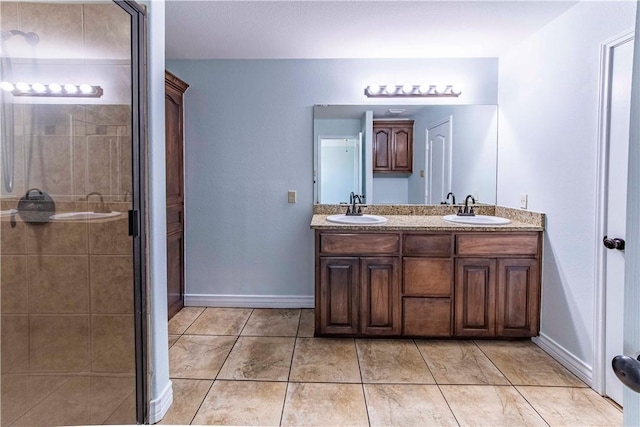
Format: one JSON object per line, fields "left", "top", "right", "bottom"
{"left": 373, "top": 121, "right": 414, "bottom": 173}
{"left": 496, "top": 259, "right": 540, "bottom": 337}
{"left": 360, "top": 257, "right": 401, "bottom": 335}
{"left": 167, "top": 230, "right": 185, "bottom": 319}
{"left": 165, "top": 89, "right": 184, "bottom": 207}
{"left": 455, "top": 258, "right": 496, "bottom": 337}
{"left": 319, "top": 257, "right": 360, "bottom": 334}
{"left": 373, "top": 127, "right": 391, "bottom": 171}
{"left": 391, "top": 126, "right": 412, "bottom": 172}
{"left": 165, "top": 71, "right": 189, "bottom": 320}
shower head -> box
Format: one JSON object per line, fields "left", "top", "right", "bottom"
{"left": 1, "top": 30, "right": 40, "bottom": 46}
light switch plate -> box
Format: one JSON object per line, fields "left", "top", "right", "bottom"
{"left": 520, "top": 193, "right": 528, "bottom": 209}
{"left": 288, "top": 190, "right": 296, "bottom": 203}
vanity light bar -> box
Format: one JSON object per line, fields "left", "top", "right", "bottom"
{"left": 0, "top": 81, "right": 104, "bottom": 98}
{"left": 365, "top": 84, "right": 462, "bottom": 97}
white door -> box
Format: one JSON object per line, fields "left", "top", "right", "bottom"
{"left": 426, "top": 118, "right": 452, "bottom": 204}
{"left": 622, "top": 7, "right": 640, "bottom": 421}
{"left": 318, "top": 136, "right": 360, "bottom": 204}
{"left": 604, "top": 34, "right": 634, "bottom": 407}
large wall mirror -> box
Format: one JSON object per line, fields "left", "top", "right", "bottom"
{"left": 313, "top": 104, "right": 498, "bottom": 205}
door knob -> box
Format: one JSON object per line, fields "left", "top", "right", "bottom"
{"left": 603, "top": 236, "right": 625, "bottom": 250}
{"left": 612, "top": 354, "right": 640, "bottom": 393}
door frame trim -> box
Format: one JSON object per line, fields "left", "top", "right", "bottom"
{"left": 593, "top": 28, "right": 634, "bottom": 397}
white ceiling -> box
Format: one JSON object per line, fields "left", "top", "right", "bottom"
{"left": 165, "top": 0, "right": 579, "bottom": 60}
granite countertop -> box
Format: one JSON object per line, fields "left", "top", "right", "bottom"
{"left": 310, "top": 204, "right": 545, "bottom": 232}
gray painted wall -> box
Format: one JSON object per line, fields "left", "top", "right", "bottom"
{"left": 497, "top": 1, "right": 635, "bottom": 380}
{"left": 165, "top": 58, "right": 498, "bottom": 301}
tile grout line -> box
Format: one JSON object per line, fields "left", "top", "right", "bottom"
{"left": 413, "top": 339, "right": 462, "bottom": 427}
{"left": 169, "top": 307, "right": 213, "bottom": 425}
{"left": 353, "top": 339, "right": 372, "bottom": 427}
{"left": 472, "top": 340, "right": 551, "bottom": 427}
{"left": 411, "top": 338, "right": 437, "bottom": 383}
{"left": 279, "top": 309, "right": 303, "bottom": 426}
{"left": 185, "top": 307, "right": 254, "bottom": 425}
{"left": 181, "top": 306, "right": 221, "bottom": 425}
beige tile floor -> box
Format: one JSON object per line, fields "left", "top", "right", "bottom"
{"left": 162, "top": 307, "right": 622, "bottom": 426}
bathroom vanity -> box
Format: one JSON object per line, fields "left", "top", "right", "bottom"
{"left": 311, "top": 206, "right": 544, "bottom": 339}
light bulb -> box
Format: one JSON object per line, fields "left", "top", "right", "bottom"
{"left": 32, "top": 82, "right": 46, "bottom": 93}
{"left": 402, "top": 84, "right": 413, "bottom": 94}
{"left": 418, "top": 84, "right": 429, "bottom": 94}
{"left": 15, "top": 82, "right": 30, "bottom": 92}
{"left": 451, "top": 84, "right": 463, "bottom": 95}
{"left": 0, "top": 82, "right": 15, "bottom": 91}
{"left": 64, "top": 83, "right": 78, "bottom": 93}
{"left": 385, "top": 84, "right": 396, "bottom": 94}
{"left": 435, "top": 84, "right": 447, "bottom": 94}
{"left": 79, "top": 84, "right": 93, "bottom": 94}
{"left": 48, "top": 83, "right": 62, "bottom": 93}
{"left": 368, "top": 84, "right": 380, "bottom": 95}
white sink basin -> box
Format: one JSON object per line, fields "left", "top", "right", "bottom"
{"left": 326, "top": 214, "right": 387, "bottom": 225}
{"left": 443, "top": 214, "right": 511, "bottom": 225}
{"left": 0, "top": 208, "right": 17, "bottom": 218}
{"left": 50, "top": 211, "right": 121, "bottom": 221}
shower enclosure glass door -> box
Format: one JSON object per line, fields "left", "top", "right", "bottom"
{"left": 0, "top": 1, "right": 146, "bottom": 424}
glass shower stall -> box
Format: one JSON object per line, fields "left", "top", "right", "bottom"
{"left": 0, "top": 1, "right": 147, "bottom": 424}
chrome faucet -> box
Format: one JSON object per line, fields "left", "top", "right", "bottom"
{"left": 85, "top": 191, "right": 109, "bottom": 213}
{"left": 346, "top": 192, "right": 365, "bottom": 216}
{"left": 457, "top": 194, "right": 476, "bottom": 216}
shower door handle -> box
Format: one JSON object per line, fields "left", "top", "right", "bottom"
{"left": 128, "top": 209, "right": 139, "bottom": 237}
{"left": 612, "top": 354, "right": 640, "bottom": 393}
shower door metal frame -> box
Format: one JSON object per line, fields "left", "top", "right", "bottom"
{"left": 115, "top": 1, "right": 148, "bottom": 424}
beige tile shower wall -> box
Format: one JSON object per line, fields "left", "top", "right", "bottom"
{"left": 4, "top": 104, "right": 132, "bottom": 201}
{"left": 1, "top": 2, "right": 130, "bottom": 60}
{"left": 0, "top": 210, "right": 135, "bottom": 425}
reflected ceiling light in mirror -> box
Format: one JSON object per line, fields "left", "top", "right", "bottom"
{"left": 365, "top": 84, "right": 462, "bottom": 97}
{"left": 0, "top": 82, "right": 14, "bottom": 91}
{"left": 1, "top": 81, "right": 103, "bottom": 98}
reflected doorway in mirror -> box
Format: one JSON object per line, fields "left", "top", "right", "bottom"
{"left": 425, "top": 117, "right": 453, "bottom": 204}
{"left": 317, "top": 134, "right": 363, "bottom": 204}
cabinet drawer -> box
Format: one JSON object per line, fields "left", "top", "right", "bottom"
{"left": 403, "top": 298, "right": 451, "bottom": 337}
{"left": 403, "top": 258, "right": 452, "bottom": 296}
{"left": 320, "top": 234, "right": 400, "bottom": 255}
{"left": 403, "top": 234, "right": 453, "bottom": 256}
{"left": 456, "top": 234, "right": 539, "bottom": 256}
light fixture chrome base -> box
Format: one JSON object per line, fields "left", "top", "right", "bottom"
{"left": 365, "top": 84, "right": 462, "bottom": 97}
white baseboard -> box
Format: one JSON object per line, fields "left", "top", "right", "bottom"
{"left": 148, "top": 380, "right": 173, "bottom": 424}
{"left": 533, "top": 333, "right": 593, "bottom": 387}
{"left": 184, "top": 294, "right": 315, "bottom": 308}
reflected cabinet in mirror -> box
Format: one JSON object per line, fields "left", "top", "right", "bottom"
{"left": 313, "top": 104, "right": 498, "bottom": 205}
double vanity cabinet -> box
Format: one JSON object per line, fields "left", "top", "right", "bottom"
{"left": 312, "top": 212, "right": 543, "bottom": 339}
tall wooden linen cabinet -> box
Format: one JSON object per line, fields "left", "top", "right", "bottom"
{"left": 165, "top": 71, "right": 189, "bottom": 319}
